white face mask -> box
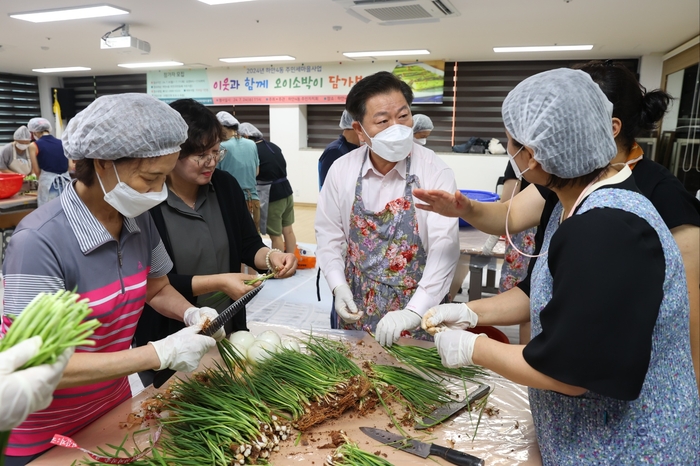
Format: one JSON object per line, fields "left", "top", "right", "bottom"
{"left": 360, "top": 123, "right": 413, "bottom": 163}
{"left": 14, "top": 143, "right": 29, "bottom": 151}
{"left": 96, "top": 163, "right": 167, "bottom": 218}
{"left": 507, "top": 145, "right": 529, "bottom": 180}
{"left": 414, "top": 137, "right": 427, "bottom": 146}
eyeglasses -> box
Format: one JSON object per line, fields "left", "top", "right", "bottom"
{"left": 190, "top": 148, "right": 226, "bottom": 166}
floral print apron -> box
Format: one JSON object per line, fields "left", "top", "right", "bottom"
{"left": 528, "top": 188, "right": 699, "bottom": 464}
{"left": 339, "top": 151, "right": 431, "bottom": 341}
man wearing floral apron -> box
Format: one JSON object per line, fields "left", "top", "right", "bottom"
{"left": 316, "top": 71, "right": 459, "bottom": 347}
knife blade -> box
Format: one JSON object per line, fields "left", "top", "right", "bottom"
{"left": 152, "top": 283, "right": 265, "bottom": 388}
{"left": 415, "top": 383, "right": 490, "bottom": 430}
{"left": 360, "top": 427, "right": 484, "bottom": 466}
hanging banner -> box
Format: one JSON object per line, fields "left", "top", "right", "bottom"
{"left": 147, "top": 61, "right": 444, "bottom": 105}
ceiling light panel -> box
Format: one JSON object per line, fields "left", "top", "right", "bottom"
{"left": 219, "top": 55, "right": 295, "bottom": 63}
{"left": 198, "top": 0, "right": 256, "bottom": 4}
{"left": 343, "top": 49, "right": 430, "bottom": 58}
{"left": 493, "top": 45, "right": 594, "bottom": 53}
{"left": 33, "top": 67, "right": 92, "bottom": 73}
{"left": 10, "top": 5, "right": 129, "bottom": 23}
{"left": 118, "top": 61, "right": 184, "bottom": 69}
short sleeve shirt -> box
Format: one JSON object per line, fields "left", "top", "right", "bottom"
{"left": 218, "top": 137, "right": 260, "bottom": 200}
{"left": 0, "top": 143, "right": 31, "bottom": 172}
{"left": 0, "top": 181, "right": 172, "bottom": 457}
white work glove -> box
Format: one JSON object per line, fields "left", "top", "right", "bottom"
{"left": 0, "top": 336, "right": 73, "bottom": 431}
{"left": 421, "top": 303, "right": 479, "bottom": 335}
{"left": 184, "top": 306, "right": 225, "bottom": 341}
{"left": 375, "top": 309, "right": 422, "bottom": 347}
{"left": 333, "top": 284, "right": 363, "bottom": 323}
{"left": 149, "top": 325, "right": 216, "bottom": 373}
{"left": 434, "top": 329, "right": 487, "bottom": 368}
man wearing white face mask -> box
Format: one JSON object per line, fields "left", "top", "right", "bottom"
{"left": 1, "top": 94, "right": 221, "bottom": 464}
{"left": 315, "top": 71, "right": 459, "bottom": 347}
{"left": 0, "top": 126, "right": 33, "bottom": 175}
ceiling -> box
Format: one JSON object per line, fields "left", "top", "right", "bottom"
{"left": 0, "top": 0, "right": 698, "bottom": 77}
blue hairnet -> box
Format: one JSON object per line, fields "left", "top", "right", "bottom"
{"left": 27, "top": 118, "right": 52, "bottom": 133}
{"left": 502, "top": 68, "right": 617, "bottom": 179}
{"left": 339, "top": 110, "right": 354, "bottom": 130}
{"left": 62, "top": 93, "right": 188, "bottom": 160}
{"left": 412, "top": 114, "right": 434, "bottom": 133}
{"left": 238, "top": 122, "right": 263, "bottom": 139}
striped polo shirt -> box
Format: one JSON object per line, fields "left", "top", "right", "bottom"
{"left": 1, "top": 181, "right": 172, "bottom": 457}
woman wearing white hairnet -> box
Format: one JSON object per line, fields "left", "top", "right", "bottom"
{"left": 411, "top": 114, "right": 433, "bottom": 145}
{"left": 1, "top": 94, "right": 220, "bottom": 465}
{"left": 26, "top": 117, "right": 71, "bottom": 206}
{"left": 0, "top": 126, "right": 33, "bottom": 175}
{"left": 421, "top": 69, "right": 699, "bottom": 463}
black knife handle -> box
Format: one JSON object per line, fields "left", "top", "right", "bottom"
{"left": 429, "top": 444, "right": 484, "bottom": 466}
{"left": 153, "top": 367, "right": 177, "bottom": 389}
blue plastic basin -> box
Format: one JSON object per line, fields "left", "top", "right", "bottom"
{"left": 459, "top": 190, "right": 500, "bottom": 227}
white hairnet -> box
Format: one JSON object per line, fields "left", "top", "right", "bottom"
{"left": 502, "top": 68, "right": 617, "bottom": 179}
{"left": 339, "top": 110, "right": 354, "bottom": 130}
{"left": 62, "top": 93, "right": 188, "bottom": 161}
{"left": 216, "top": 111, "right": 240, "bottom": 128}
{"left": 27, "top": 118, "right": 51, "bottom": 133}
{"left": 412, "top": 114, "right": 434, "bottom": 133}
{"left": 238, "top": 122, "right": 263, "bottom": 139}
{"left": 13, "top": 126, "right": 31, "bottom": 141}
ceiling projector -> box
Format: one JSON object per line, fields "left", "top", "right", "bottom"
{"left": 100, "top": 24, "right": 150, "bottom": 54}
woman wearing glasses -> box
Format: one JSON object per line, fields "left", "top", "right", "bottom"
{"left": 133, "top": 99, "right": 297, "bottom": 385}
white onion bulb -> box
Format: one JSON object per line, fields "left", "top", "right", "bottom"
{"left": 229, "top": 331, "right": 256, "bottom": 349}
{"left": 256, "top": 330, "right": 282, "bottom": 347}
{"left": 281, "top": 339, "right": 301, "bottom": 352}
{"left": 247, "top": 340, "right": 275, "bottom": 364}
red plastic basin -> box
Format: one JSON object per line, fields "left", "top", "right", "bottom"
{"left": 0, "top": 173, "right": 25, "bottom": 199}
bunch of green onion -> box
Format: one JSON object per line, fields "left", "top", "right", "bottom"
{"left": 247, "top": 346, "right": 354, "bottom": 421}
{"left": 0, "top": 290, "right": 98, "bottom": 367}
{"left": 325, "top": 439, "right": 395, "bottom": 466}
{"left": 303, "top": 334, "right": 364, "bottom": 378}
{"left": 0, "top": 290, "right": 100, "bottom": 466}
{"left": 158, "top": 339, "right": 290, "bottom": 464}
{"left": 385, "top": 343, "right": 489, "bottom": 383}
{"left": 366, "top": 363, "right": 457, "bottom": 420}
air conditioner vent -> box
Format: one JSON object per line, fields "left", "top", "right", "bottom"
{"left": 333, "top": 0, "right": 460, "bottom": 24}
{"left": 364, "top": 4, "right": 431, "bottom": 21}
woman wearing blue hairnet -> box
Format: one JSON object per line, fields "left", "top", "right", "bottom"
{"left": 1, "top": 94, "right": 220, "bottom": 464}
{"left": 419, "top": 68, "right": 699, "bottom": 464}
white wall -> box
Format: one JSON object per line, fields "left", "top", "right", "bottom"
{"left": 639, "top": 53, "right": 664, "bottom": 91}
{"left": 37, "top": 75, "right": 61, "bottom": 121}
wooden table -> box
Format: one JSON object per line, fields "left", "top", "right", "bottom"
{"left": 456, "top": 228, "right": 506, "bottom": 301}
{"left": 28, "top": 323, "right": 541, "bottom": 466}
{"left": 0, "top": 193, "right": 37, "bottom": 261}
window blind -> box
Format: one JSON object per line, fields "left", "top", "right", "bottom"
{"left": 206, "top": 105, "right": 271, "bottom": 138}
{"left": 0, "top": 73, "right": 40, "bottom": 144}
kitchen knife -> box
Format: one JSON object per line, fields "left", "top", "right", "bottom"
{"left": 415, "top": 383, "right": 490, "bottom": 430}
{"left": 152, "top": 283, "right": 265, "bottom": 388}
{"left": 360, "top": 427, "right": 484, "bottom": 466}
